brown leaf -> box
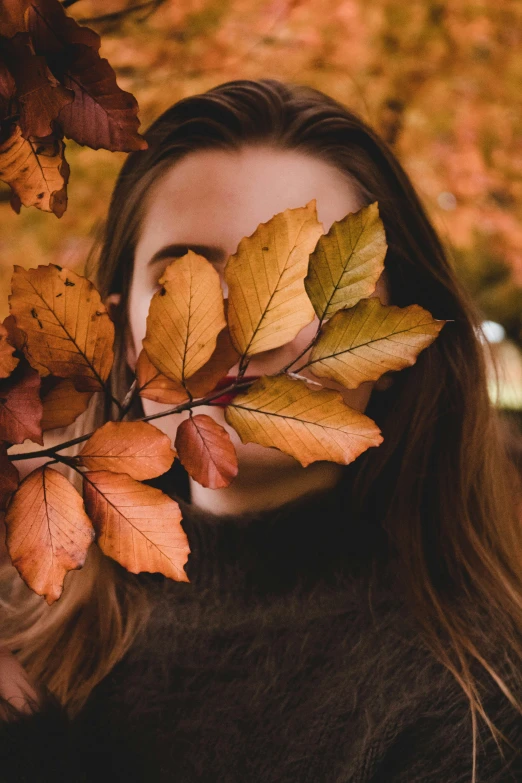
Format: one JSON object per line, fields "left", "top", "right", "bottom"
{"left": 5, "top": 465, "right": 94, "bottom": 604}
{"left": 1, "top": 33, "right": 74, "bottom": 139}
{"left": 0, "top": 123, "right": 69, "bottom": 216}
{"left": 9, "top": 264, "right": 114, "bottom": 390}
{"left": 175, "top": 414, "right": 238, "bottom": 489}
{"left": 144, "top": 251, "right": 226, "bottom": 385}
{"left": 0, "top": 60, "right": 16, "bottom": 128}
{"left": 54, "top": 43, "right": 147, "bottom": 152}
{"left": 26, "top": 0, "right": 101, "bottom": 56}
{"left": 0, "top": 444, "right": 19, "bottom": 511}
{"left": 2, "top": 314, "right": 48, "bottom": 375}
{"left": 83, "top": 471, "right": 190, "bottom": 582}
{"left": 0, "top": 0, "right": 31, "bottom": 38}
{"left": 0, "top": 322, "right": 19, "bottom": 378}
{"left": 40, "top": 377, "right": 93, "bottom": 431}
{"left": 136, "top": 350, "right": 189, "bottom": 406}
{"left": 78, "top": 421, "right": 176, "bottom": 480}
{"left": 0, "top": 361, "right": 42, "bottom": 445}
{"left": 225, "top": 374, "right": 383, "bottom": 467}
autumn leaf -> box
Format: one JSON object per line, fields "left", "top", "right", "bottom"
{"left": 25, "top": 0, "right": 102, "bottom": 56}
{"left": 9, "top": 264, "right": 114, "bottom": 390}
{"left": 175, "top": 414, "right": 238, "bottom": 489}
{"left": 5, "top": 465, "right": 94, "bottom": 604}
{"left": 143, "top": 250, "right": 226, "bottom": 385}
{"left": 304, "top": 298, "right": 447, "bottom": 389}
{"left": 185, "top": 323, "right": 239, "bottom": 397}
{"left": 225, "top": 200, "right": 323, "bottom": 359}
{"left": 40, "top": 377, "right": 93, "bottom": 431}
{"left": 0, "top": 321, "right": 19, "bottom": 378}
{"left": 83, "top": 471, "right": 190, "bottom": 582}
{"left": 0, "top": 123, "right": 70, "bottom": 216}
{"left": 136, "top": 349, "right": 189, "bottom": 406}
{"left": 305, "top": 202, "right": 388, "bottom": 321}
{"left": 0, "top": 445, "right": 19, "bottom": 510}
{"left": 78, "top": 421, "right": 176, "bottom": 480}
{"left": 1, "top": 32, "right": 74, "bottom": 139}
{"left": 0, "top": 361, "right": 43, "bottom": 444}
{"left": 225, "top": 374, "right": 382, "bottom": 467}
{"left": 0, "top": 60, "right": 16, "bottom": 129}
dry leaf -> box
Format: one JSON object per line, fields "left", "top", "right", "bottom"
{"left": 83, "top": 471, "right": 190, "bottom": 582}
{"left": 78, "top": 421, "right": 176, "bottom": 480}
{"left": 26, "top": 0, "right": 102, "bottom": 56}
{"left": 136, "top": 349, "right": 189, "bottom": 406}
{"left": 143, "top": 250, "right": 226, "bottom": 385}
{"left": 2, "top": 313, "right": 48, "bottom": 375}
{"left": 305, "top": 202, "right": 387, "bottom": 321}
{"left": 0, "top": 123, "right": 70, "bottom": 216}
{"left": 0, "top": 445, "right": 19, "bottom": 510}
{"left": 0, "top": 60, "right": 16, "bottom": 126}
{"left": 225, "top": 374, "right": 382, "bottom": 467}
{"left": 40, "top": 377, "right": 93, "bottom": 431}
{"left": 225, "top": 200, "right": 323, "bottom": 358}
{"left": 0, "top": 322, "right": 19, "bottom": 378}
{"left": 0, "top": 361, "right": 43, "bottom": 444}
{"left": 306, "top": 298, "right": 447, "bottom": 389}
{"left": 0, "top": 0, "right": 32, "bottom": 38}
{"left": 175, "top": 414, "right": 238, "bottom": 489}
{"left": 9, "top": 264, "right": 114, "bottom": 390}
{"left": 5, "top": 465, "right": 94, "bottom": 604}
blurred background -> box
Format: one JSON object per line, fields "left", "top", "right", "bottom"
{"left": 1, "top": 0, "right": 521, "bottom": 459}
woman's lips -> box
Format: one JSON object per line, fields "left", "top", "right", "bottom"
{"left": 209, "top": 375, "right": 260, "bottom": 407}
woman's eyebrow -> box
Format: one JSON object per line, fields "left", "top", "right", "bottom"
{"left": 148, "top": 243, "right": 228, "bottom": 265}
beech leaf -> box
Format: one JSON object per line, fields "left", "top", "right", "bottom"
{"left": 9, "top": 264, "right": 114, "bottom": 390}
{"left": 0, "top": 322, "right": 19, "bottom": 378}
{"left": 78, "top": 421, "right": 176, "bottom": 480}
{"left": 305, "top": 202, "right": 388, "bottom": 321}
{"left": 25, "top": 0, "right": 102, "bottom": 56}
{"left": 5, "top": 465, "right": 95, "bottom": 604}
{"left": 83, "top": 471, "right": 190, "bottom": 582}
{"left": 54, "top": 43, "right": 148, "bottom": 152}
{"left": 2, "top": 313, "right": 48, "bottom": 375}
{"left": 225, "top": 374, "right": 382, "bottom": 467}
{"left": 0, "top": 445, "right": 19, "bottom": 510}
{"left": 175, "top": 414, "right": 238, "bottom": 489}
{"left": 225, "top": 200, "right": 323, "bottom": 358}
{"left": 41, "top": 377, "right": 93, "bottom": 431}
{"left": 306, "top": 298, "right": 447, "bottom": 389}
{"left": 0, "top": 361, "right": 43, "bottom": 445}
{"left": 0, "top": 123, "right": 70, "bottom": 216}
{"left": 143, "top": 250, "right": 227, "bottom": 385}
{"left": 136, "top": 349, "right": 189, "bottom": 406}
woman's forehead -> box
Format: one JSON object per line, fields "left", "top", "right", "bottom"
{"left": 134, "top": 146, "right": 363, "bottom": 261}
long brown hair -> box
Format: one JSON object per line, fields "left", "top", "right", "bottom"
{"left": 2, "top": 80, "right": 521, "bottom": 777}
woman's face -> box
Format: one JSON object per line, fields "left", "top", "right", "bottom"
{"left": 128, "top": 145, "right": 390, "bottom": 480}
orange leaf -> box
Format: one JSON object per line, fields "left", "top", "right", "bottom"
{"left": 54, "top": 43, "right": 148, "bottom": 152}
{"left": 2, "top": 33, "right": 74, "bottom": 139}
{"left": 175, "top": 414, "right": 238, "bottom": 489}
{"left": 0, "top": 123, "right": 69, "bottom": 216}
{"left": 0, "top": 445, "right": 19, "bottom": 511}
{"left": 78, "top": 421, "right": 176, "bottom": 480}
{"left": 137, "top": 350, "right": 188, "bottom": 406}
{"left": 5, "top": 465, "right": 94, "bottom": 604}
{"left": 2, "top": 314, "right": 48, "bottom": 375}
{"left": 41, "top": 377, "right": 93, "bottom": 431}
{"left": 0, "top": 322, "right": 19, "bottom": 378}
{"left": 9, "top": 264, "right": 114, "bottom": 390}
{"left": 0, "top": 362, "right": 42, "bottom": 445}
{"left": 83, "top": 471, "right": 190, "bottom": 582}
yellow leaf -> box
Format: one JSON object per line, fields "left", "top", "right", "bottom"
{"left": 306, "top": 298, "right": 447, "bottom": 389}
{"left": 83, "top": 471, "right": 190, "bottom": 582}
{"left": 143, "top": 250, "right": 226, "bottom": 384}
{"left": 5, "top": 466, "right": 95, "bottom": 604}
{"left": 305, "top": 202, "right": 387, "bottom": 321}
{"left": 78, "top": 421, "right": 176, "bottom": 480}
{"left": 225, "top": 374, "right": 382, "bottom": 467}
{"left": 0, "top": 124, "right": 69, "bottom": 217}
{"left": 225, "top": 200, "right": 323, "bottom": 358}
{"left": 9, "top": 264, "right": 114, "bottom": 391}
{"left": 175, "top": 414, "right": 238, "bottom": 489}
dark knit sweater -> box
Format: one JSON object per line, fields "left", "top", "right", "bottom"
{"left": 1, "top": 466, "right": 521, "bottom": 782}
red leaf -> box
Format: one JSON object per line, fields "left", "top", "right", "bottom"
{"left": 0, "top": 361, "right": 42, "bottom": 445}
{"left": 0, "top": 444, "right": 19, "bottom": 511}
{"left": 0, "top": 322, "right": 19, "bottom": 378}
{"left": 1, "top": 33, "right": 74, "bottom": 139}
{"left": 175, "top": 414, "right": 238, "bottom": 489}
{"left": 55, "top": 43, "right": 147, "bottom": 152}
{"left": 25, "top": 0, "right": 101, "bottom": 57}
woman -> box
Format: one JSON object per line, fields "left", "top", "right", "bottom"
{"left": 1, "top": 78, "right": 521, "bottom": 782}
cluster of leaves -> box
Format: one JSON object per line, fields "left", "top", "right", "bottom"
{"left": 0, "top": 0, "right": 147, "bottom": 217}
{"left": 0, "top": 200, "right": 446, "bottom": 604}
